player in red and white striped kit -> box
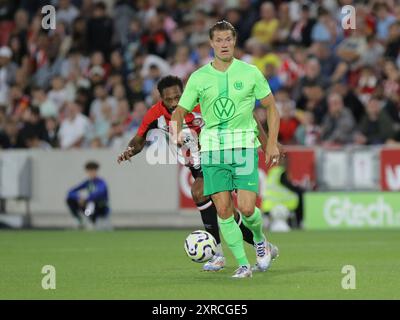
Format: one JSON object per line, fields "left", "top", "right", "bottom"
{"left": 117, "top": 76, "right": 278, "bottom": 271}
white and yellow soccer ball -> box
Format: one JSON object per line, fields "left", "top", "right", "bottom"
{"left": 184, "top": 230, "right": 217, "bottom": 263}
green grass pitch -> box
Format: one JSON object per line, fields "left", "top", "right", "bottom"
{"left": 0, "top": 229, "right": 399, "bottom": 299}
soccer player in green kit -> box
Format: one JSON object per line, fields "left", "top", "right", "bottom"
{"left": 171, "top": 21, "right": 281, "bottom": 278}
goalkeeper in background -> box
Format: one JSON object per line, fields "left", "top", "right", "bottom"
{"left": 171, "top": 21, "right": 281, "bottom": 278}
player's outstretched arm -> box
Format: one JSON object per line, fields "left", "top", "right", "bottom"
{"left": 260, "top": 94, "right": 281, "bottom": 166}
{"left": 117, "top": 135, "right": 146, "bottom": 164}
{"left": 171, "top": 106, "right": 188, "bottom": 145}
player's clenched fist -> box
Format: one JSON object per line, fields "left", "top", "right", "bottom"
{"left": 266, "top": 142, "right": 281, "bottom": 167}
{"left": 117, "top": 146, "right": 135, "bottom": 163}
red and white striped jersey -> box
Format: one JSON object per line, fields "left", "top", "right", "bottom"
{"left": 137, "top": 100, "right": 204, "bottom": 168}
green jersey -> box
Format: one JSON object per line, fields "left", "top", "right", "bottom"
{"left": 178, "top": 58, "right": 271, "bottom": 151}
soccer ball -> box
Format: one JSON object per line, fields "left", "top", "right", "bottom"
{"left": 184, "top": 230, "right": 217, "bottom": 263}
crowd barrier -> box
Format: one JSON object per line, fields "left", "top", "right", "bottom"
{"left": 1, "top": 145, "right": 399, "bottom": 228}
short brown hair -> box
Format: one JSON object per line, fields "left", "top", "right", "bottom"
{"left": 209, "top": 20, "right": 236, "bottom": 39}
{"left": 85, "top": 161, "right": 99, "bottom": 171}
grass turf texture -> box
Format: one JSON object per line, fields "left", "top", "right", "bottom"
{"left": 0, "top": 229, "right": 399, "bottom": 299}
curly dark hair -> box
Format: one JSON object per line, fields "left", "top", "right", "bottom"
{"left": 157, "top": 76, "right": 183, "bottom": 96}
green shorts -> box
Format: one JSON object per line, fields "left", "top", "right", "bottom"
{"left": 201, "top": 148, "right": 259, "bottom": 196}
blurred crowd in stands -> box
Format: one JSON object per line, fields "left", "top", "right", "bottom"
{"left": 0, "top": 0, "right": 400, "bottom": 150}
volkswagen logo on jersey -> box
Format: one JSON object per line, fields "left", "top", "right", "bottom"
{"left": 213, "top": 97, "right": 236, "bottom": 120}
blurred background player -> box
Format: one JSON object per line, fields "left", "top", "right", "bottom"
{"left": 117, "top": 75, "right": 274, "bottom": 271}
{"left": 66, "top": 161, "right": 111, "bottom": 230}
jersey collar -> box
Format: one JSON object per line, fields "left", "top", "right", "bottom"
{"left": 209, "top": 57, "right": 237, "bottom": 74}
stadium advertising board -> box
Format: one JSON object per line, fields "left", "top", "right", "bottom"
{"left": 285, "top": 148, "right": 316, "bottom": 189}
{"left": 380, "top": 148, "right": 400, "bottom": 191}
{"left": 304, "top": 192, "right": 400, "bottom": 229}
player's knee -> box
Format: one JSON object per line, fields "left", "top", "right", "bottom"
{"left": 191, "top": 188, "right": 207, "bottom": 204}
{"left": 238, "top": 204, "right": 255, "bottom": 217}
{"left": 216, "top": 205, "right": 234, "bottom": 219}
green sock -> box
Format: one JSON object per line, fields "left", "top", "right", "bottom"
{"left": 218, "top": 215, "right": 249, "bottom": 266}
{"left": 241, "top": 207, "right": 265, "bottom": 244}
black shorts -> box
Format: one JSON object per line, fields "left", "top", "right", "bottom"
{"left": 189, "top": 166, "right": 203, "bottom": 179}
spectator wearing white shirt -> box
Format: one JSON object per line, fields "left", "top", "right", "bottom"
{"left": 107, "top": 120, "right": 127, "bottom": 149}
{"left": 47, "top": 76, "right": 69, "bottom": 112}
{"left": 0, "top": 46, "right": 17, "bottom": 105}
{"left": 31, "top": 87, "right": 58, "bottom": 118}
{"left": 89, "top": 84, "right": 117, "bottom": 123}
{"left": 61, "top": 49, "right": 90, "bottom": 79}
{"left": 135, "top": 51, "right": 170, "bottom": 79}
{"left": 57, "top": 0, "right": 80, "bottom": 29}
{"left": 58, "top": 101, "right": 91, "bottom": 149}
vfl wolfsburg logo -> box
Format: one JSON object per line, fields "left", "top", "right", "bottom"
{"left": 234, "top": 81, "right": 243, "bottom": 90}
{"left": 213, "top": 97, "right": 236, "bottom": 120}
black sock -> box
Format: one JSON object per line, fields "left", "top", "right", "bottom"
{"left": 196, "top": 199, "right": 221, "bottom": 245}
{"left": 295, "top": 193, "right": 304, "bottom": 228}
{"left": 235, "top": 212, "right": 254, "bottom": 246}
{"left": 66, "top": 198, "right": 82, "bottom": 221}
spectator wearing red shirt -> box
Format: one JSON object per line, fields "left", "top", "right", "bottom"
{"left": 140, "top": 16, "right": 170, "bottom": 59}
{"left": 278, "top": 97, "right": 299, "bottom": 144}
